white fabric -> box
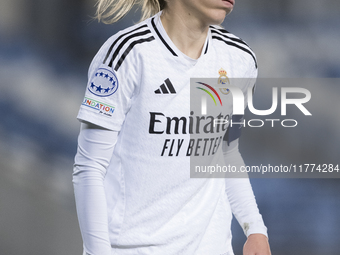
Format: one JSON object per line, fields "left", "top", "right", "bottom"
{"left": 74, "top": 125, "right": 267, "bottom": 255}
{"left": 74, "top": 11, "right": 267, "bottom": 255}
{"left": 73, "top": 122, "right": 118, "bottom": 255}
{"left": 223, "top": 140, "right": 268, "bottom": 237}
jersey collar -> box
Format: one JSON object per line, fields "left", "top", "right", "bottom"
{"left": 150, "top": 12, "right": 211, "bottom": 64}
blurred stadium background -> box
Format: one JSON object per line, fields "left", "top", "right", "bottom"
{"left": 0, "top": 0, "right": 339, "bottom": 254}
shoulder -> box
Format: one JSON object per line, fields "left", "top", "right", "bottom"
{"left": 91, "top": 20, "right": 156, "bottom": 73}
{"left": 209, "top": 25, "right": 258, "bottom": 70}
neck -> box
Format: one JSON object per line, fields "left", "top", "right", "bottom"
{"left": 160, "top": 6, "right": 209, "bottom": 59}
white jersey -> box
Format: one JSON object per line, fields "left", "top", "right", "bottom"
{"left": 76, "top": 11, "right": 265, "bottom": 255}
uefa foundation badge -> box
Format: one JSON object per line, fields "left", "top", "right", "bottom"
{"left": 88, "top": 68, "right": 118, "bottom": 97}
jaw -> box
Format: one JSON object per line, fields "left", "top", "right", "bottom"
{"left": 164, "top": 0, "right": 234, "bottom": 28}
{"left": 200, "top": 8, "right": 231, "bottom": 26}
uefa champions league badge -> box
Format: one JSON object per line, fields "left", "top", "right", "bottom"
{"left": 88, "top": 68, "right": 118, "bottom": 97}
{"left": 218, "top": 68, "right": 230, "bottom": 95}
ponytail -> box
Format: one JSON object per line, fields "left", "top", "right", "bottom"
{"left": 95, "top": 0, "right": 167, "bottom": 24}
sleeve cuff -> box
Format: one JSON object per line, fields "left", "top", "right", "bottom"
{"left": 243, "top": 218, "right": 268, "bottom": 238}
{"left": 77, "top": 109, "right": 123, "bottom": 131}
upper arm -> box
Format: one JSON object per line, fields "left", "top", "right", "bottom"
{"left": 77, "top": 34, "right": 139, "bottom": 131}
{"left": 73, "top": 122, "right": 118, "bottom": 178}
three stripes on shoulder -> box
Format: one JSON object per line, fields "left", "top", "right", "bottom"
{"left": 103, "top": 24, "right": 155, "bottom": 72}
{"left": 210, "top": 26, "right": 258, "bottom": 69}
{"left": 101, "top": 22, "right": 258, "bottom": 75}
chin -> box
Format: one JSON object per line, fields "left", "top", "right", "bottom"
{"left": 209, "top": 9, "right": 232, "bottom": 25}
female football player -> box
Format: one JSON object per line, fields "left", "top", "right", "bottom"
{"left": 73, "top": 0, "right": 271, "bottom": 254}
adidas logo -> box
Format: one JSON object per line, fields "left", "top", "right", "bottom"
{"left": 154, "top": 78, "right": 176, "bottom": 94}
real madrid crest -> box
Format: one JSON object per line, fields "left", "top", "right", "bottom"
{"left": 218, "top": 68, "right": 230, "bottom": 95}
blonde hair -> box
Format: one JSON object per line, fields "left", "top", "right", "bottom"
{"left": 95, "top": 0, "right": 167, "bottom": 24}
